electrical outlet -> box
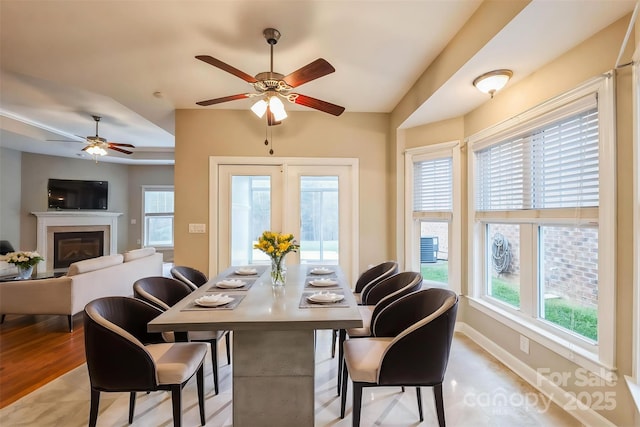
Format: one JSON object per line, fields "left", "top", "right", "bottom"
{"left": 131, "top": 218, "right": 137, "bottom": 225}
{"left": 519, "top": 335, "right": 530, "bottom": 354}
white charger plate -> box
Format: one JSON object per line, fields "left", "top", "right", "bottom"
{"left": 195, "top": 296, "right": 233, "bottom": 307}
{"left": 216, "top": 280, "right": 245, "bottom": 289}
{"left": 307, "top": 293, "right": 344, "bottom": 304}
{"left": 235, "top": 268, "right": 258, "bottom": 275}
{"left": 310, "top": 268, "right": 334, "bottom": 275}
{"left": 309, "top": 279, "right": 338, "bottom": 287}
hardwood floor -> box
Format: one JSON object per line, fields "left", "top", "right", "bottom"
{"left": 0, "top": 313, "right": 86, "bottom": 409}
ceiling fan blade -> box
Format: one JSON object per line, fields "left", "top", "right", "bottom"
{"left": 283, "top": 58, "right": 335, "bottom": 88}
{"left": 108, "top": 142, "right": 135, "bottom": 148}
{"left": 289, "top": 94, "right": 345, "bottom": 116}
{"left": 81, "top": 146, "right": 90, "bottom": 152}
{"left": 196, "top": 55, "right": 258, "bottom": 84}
{"left": 109, "top": 146, "right": 133, "bottom": 155}
{"left": 196, "top": 93, "right": 251, "bottom": 107}
{"left": 47, "top": 139, "right": 81, "bottom": 143}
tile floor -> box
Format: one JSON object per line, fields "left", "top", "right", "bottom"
{"left": 0, "top": 330, "right": 579, "bottom": 426}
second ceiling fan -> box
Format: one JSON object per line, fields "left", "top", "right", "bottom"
{"left": 196, "top": 28, "right": 345, "bottom": 125}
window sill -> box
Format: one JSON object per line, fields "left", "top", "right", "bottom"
{"left": 625, "top": 376, "right": 640, "bottom": 415}
{"left": 467, "top": 296, "right": 616, "bottom": 381}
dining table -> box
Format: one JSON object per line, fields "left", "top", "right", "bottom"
{"left": 147, "top": 263, "right": 363, "bottom": 427}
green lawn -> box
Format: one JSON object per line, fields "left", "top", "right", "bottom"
{"left": 491, "top": 279, "right": 597, "bottom": 341}
{"left": 421, "top": 261, "right": 448, "bottom": 283}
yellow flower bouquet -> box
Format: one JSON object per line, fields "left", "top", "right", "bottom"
{"left": 254, "top": 231, "right": 300, "bottom": 286}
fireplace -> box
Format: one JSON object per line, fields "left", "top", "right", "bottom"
{"left": 53, "top": 231, "right": 105, "bottom": 269}
{"left": 32, "top": 211, "right": 122, "bottom": 272}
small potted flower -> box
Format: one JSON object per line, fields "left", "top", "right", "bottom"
{"left": 1, "top": 251, "right": 44, "bottom": 280}
{"left": 254, "top": 231, "right": 299, "bottom": 287}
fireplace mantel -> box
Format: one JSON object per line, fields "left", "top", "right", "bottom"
{"left": 32, "top": 211, "right": 123, "bottom": 271}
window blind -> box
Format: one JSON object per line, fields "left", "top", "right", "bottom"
{"left": 413, "top": 157, "right": 453, "bottom": 212}
{"left": 476, "top": 107, "right": 599, "bottom": 211}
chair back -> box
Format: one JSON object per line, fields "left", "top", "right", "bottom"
{"left": 84, "top": 296, "right": 164, "bottom": 391}
{"left": 133, "top": 276, "right": 193, "bottom": 311}
{"left": 374, "top": 288, "right": 458, "bottom": 386}
{"left": 0, "top": 240, "right": 15, "bottom": 255}
{"left": 364, "top": 270, "right": 422, "bottom": 307}
{"left": 354, "top": 261, "right": 398, "bottom": 294}
{"left": 171, "top": 266, "right": 208, "bottom": 290}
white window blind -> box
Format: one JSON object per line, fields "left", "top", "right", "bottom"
{"left": 476, "top": 106, "right": 599, "bottom": 211}
{"left": 413, "top": 157, "right": 453, "bottom": 212}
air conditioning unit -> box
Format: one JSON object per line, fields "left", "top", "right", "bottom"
{"left": 420, "top": 236, "right": 439, "bottom": 263}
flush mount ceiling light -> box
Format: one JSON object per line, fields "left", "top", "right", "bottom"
{"left": 473, "top": 69, "right": 513, "bottom": 98}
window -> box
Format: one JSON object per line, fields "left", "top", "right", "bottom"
{"left": 405, "top": 141, "right": 461, "bottom": 292}
{"left": 143, "top": 186, "right": 174, "bottom": 247}
{"left": 468, "top": 76, "right": 615, "bottom": 374}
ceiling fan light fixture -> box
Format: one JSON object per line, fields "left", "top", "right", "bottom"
{"left": 473, "top": 69, "right": 513, "bottom": 98}
{"left": 85, "top": 145, "right": 107, "bottom": 156}
{"left": 251, "top": 99, "right": 268, "bottom": 118}
{"left": 269, "top": 96, "right": 287, "bottom": 121}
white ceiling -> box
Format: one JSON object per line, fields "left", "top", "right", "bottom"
{"left": 0, "top": 0, "right": 636, "bottom": 164}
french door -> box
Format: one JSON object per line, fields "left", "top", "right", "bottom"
{"left": 211, "top": 158, "right": 358, "bottom": 282}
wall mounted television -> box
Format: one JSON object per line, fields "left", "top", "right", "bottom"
{"left": 48, "top": 179, "right": 108, "bottom": 210}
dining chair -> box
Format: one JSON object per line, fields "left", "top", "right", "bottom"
{"left": 171, "top": 265, "right": 208, "bottom": 291}
{"left": 340, "top": 288, "right": 459, "bottom": 427}
{"left": 352, "top": 261, "right": 399, "bottom": 305}
{"left": 331, "top": 261, "right": 399, "bottom": 358}
{"left": 337, "top": 271, "right": 423, "bottom": 394}
{"left": 84, "top": 296, "right": 207, "bottom": 427}
{"left": 133, "top": 276, "right": 230, "bottom": 394}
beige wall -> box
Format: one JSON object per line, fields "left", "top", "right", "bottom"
{"left": 19, "top": 153, "right": 130, "bottom": 253}
{"left": 0, "top": 147, "right": 22, "bottom": 249}
{"left": 400, "top": 15, "right": 634, "bottom": 426}
{"left": 127, "top": 164, "right": 174, "bottom": 259}
{"left": 174, "top": 109, "right": 389, "bottom": 275}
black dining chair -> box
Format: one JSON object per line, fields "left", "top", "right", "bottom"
{"left": 133, "top": 276, "right": 230, "bottom": 394}
{"left": 84, "top": 296, "right": 207, "bottom": 427}
{"left": 337, "top": 271, "right": 423, "bottom": 394}
{"left": 171, "top": 266, "right": 208, "bottom": 291}
{"left": 331, "top": 261, "right": 399, "bottom": 357}
{"left": 340, "top": 288, "right": 459, "bottom": 427}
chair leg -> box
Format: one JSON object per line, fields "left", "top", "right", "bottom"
{"left": 225, "top": 332, "right": 231, "bottom": 365}
{"left": 197, "top": 364, "right": 205, "bottom": 426}
{"left": 352, "top": 382, "right": 363, "bottom": 427}
{"left": 434, "top": 383, "right": 445, "bottom": 427}
{"left": 340, "top": 360, "right": 349, "bottom": 418}
{"left": 416, "top": 387, "right": 423, "bottom": 422}
{"left": 0, "top": 314, "right": 5, "bottom": 323}
{"left": 210, "top": 340, "right": 219, "bottom": 394}
{"left": 128, "top": 392, "right": 136, "bottom": 424}
{"left": 170, "top": 384, "right": 182, "bottom": 427}
{"left": 337, "top": 329, "right": 346, "bottom": 395}
{"left": 68, "top": 315, "right": 73, "bottom": 332}
{"left": 89, "top": 388, "right": 100, "bottom": 427}
{"left": 331, "top": 329, "right": 337, "bottom": 358}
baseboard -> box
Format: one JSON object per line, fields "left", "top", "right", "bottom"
{"left": 455, "top": 322, "right": 616, "bottom": 427}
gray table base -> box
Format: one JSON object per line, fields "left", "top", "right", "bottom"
{"left": 233, "top": 329, "right": 315, "bottom": 426}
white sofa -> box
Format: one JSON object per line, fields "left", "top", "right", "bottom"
{"left": 0, "top": 247, "right": 163, "bottom": 331}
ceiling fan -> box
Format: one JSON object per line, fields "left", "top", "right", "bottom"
{"left": 49, "top": 115, "right": 135, "bottom": 156}
{"left": 195, "top": 28, "right": 345, "bottom": 125}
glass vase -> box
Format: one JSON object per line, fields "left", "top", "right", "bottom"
{"left": 16, "top": 265, "right": 34, "bottom": 280}
{"left": 270, "top": 257, "right": 287, "bottom": 287}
